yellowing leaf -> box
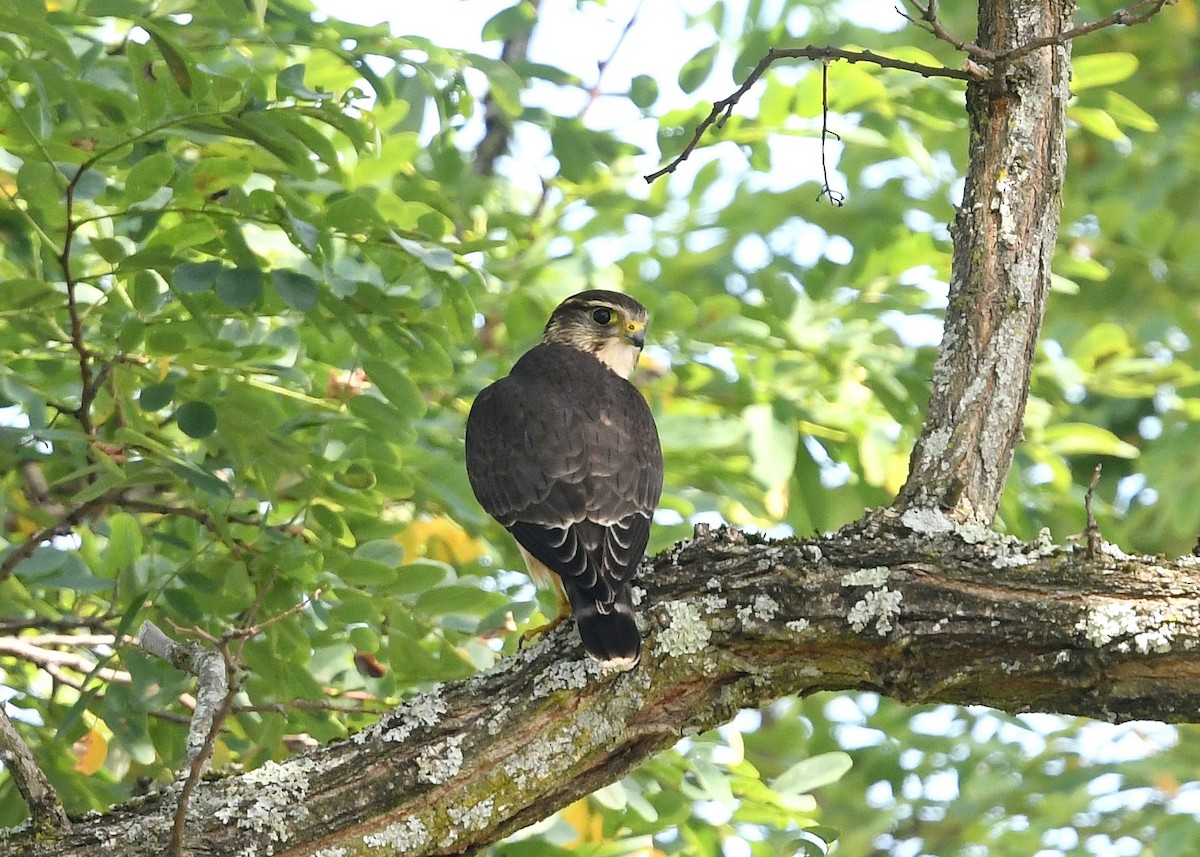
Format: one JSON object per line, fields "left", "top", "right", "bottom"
{"left": 398, "top": 516, "right": 485, "bottom": 565}
{"left": 73, "top": 728, "right": 108, "bottom": 775}
{"left": 561, "top": 798, "right": 604, "bottom": 845}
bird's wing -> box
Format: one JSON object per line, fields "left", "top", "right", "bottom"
{"left": 465, "top": 344, "right": 663, "bottom": 603}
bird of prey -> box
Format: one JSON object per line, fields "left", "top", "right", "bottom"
{"left": 465, "top": 290, "right": 663, "bottom": 670}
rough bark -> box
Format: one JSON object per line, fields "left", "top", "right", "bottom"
{"left": 894, "top": 0, "right": 1075, "bottom": 522}
{"left": 5, "top": 521, "right": 1200, "bottom": 857}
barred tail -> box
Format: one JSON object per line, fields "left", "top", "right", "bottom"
{"left": 565, "top": 583, "right": 641, "bottom": 670}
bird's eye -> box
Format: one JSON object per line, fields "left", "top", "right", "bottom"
{"left": 591, "top": 308, "right": 614, "bottom": 325}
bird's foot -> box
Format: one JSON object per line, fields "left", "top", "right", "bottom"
{"left": 519, "top": 611, "right": 570, "bottom": 649}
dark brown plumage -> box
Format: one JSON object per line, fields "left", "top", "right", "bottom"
{"left": 465, "top": 290, "right": 663, "bottom": 669}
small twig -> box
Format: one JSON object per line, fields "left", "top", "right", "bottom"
{"left": 816, "top": 63, "right": 845, "bottom": 207}
{"left": 223, "top": 588, "right": 320, "bottom": 641}
{"left": 997, "top": 0, "right": 1172, "bottom": 62}
{"left": 0, "top": 495, "right": 111, "bottom": 585}
{"left": 0, "top": 614, "right": 114, "bottom": 634}
{"left": 59, "top": 168, "right": 97, "bottom": 440}
{"left": 1084, "top": 463, "right": 1103, "bottom": 560}
{"left": 233, "top": 695, "right": 390, "bottom": 717}
{"left": 0, "top": 706, "right": 71, "bottom": 835}
{"left": 645, "top": 45, "right": 977, "bottom": 183}
{"left": 900, "top": 0, "right": 1172, "bottom": 64}
{"left": 898, "top": 0, "right": 998, "bottom": 60}
{"left": 0, "top": 636, "right": 131, "bottom": 686}
{"left": 584, "top": 0, "right": 645, "bottom": 116}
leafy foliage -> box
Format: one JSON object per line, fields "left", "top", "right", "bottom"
{"left": 2, "top": 0, "right": 1200, "bottom": 853}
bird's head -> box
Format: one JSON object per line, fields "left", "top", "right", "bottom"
{"left": 542, "top": 290, "right": 649, "bottom": 379}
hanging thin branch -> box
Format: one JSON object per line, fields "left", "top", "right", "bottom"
{"left": 815, "top": 62, "right": 845, "bottom": 207}
{"left": 644, "top": 45, "right": 979, "bottom": 184}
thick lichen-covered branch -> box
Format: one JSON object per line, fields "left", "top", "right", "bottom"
{"left": 7, "top": 522, "right": 1200, "bottom": 857}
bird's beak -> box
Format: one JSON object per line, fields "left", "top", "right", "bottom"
{"left": 625, "top": 321, "right": 646, "bottom": 348}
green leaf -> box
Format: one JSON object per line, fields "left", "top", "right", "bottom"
{"left": 337, "top": 558, "right": 396, "bottom": 586}
{"left": 1071, "top": 52, "right": 1139, "bottom": 91}
{"left": 348, "top": 625, "right": 379, "bottom": 652}
{"left": 138, "top": 381, "right": 175, "bottom": 411}
{"left": 173, "top": 261, "right": 222, "bottom": 294}
{"left": 139, "top": 21, "right": 194, "bottom": 96}
{"left": 744, "top": 403, "right": 797, "bottom": 488}
{"left": 214, "top": 267, "right": 264, "bottom": 307}
{"left": 415, "top": 584, "right": 508, "bottom": 616}
{"left": 1040, "top": 423, "right": 1139, "bottom": 458}
{"left": 125, "top": 151, "right": 176, "bottom": 203}
{"left": 392, "top": 235, "right": 456, "bottom": 272}
{"left": 276, "top": 64, "right": 327, "bottom": 101}
{"left": 354, "top": 539, "right": 405, "bottom": 567}
{"left": 271, "top": 269, "right": 320, "bottom": 311}
{"left": 383, "top": 560, "right": 450, "bottom": 595}
{"left": 771, "top": 752, "right": 854, "bottom": 795}
{"left": 468, "top": 54, "right": 524, "bottom": 118}
{"left": 1070, "top": 106, "right": 1127, "bottom": 142}
{"left": 1104, "top": 91, "right": 1158, "bottom": 132}
{"left": 679, "top": 44, "right": 718, "bottom": 94}
{"left": 104, "top": 513, "right": 143, "bottom": 578}
{"left": 175, "top": 401, "right": 218, "bottom": 439}
{"left": 481, "top": 3, "right": 537, "bottom": 41}
{"left": 1069, "top": 322, "right": 1132, "bottom": 369}
{"left": 630, "top": 74, "right": 659, "bottom": 109}
{"left": 362, "top": 358, "right": 427, "bottom": 417}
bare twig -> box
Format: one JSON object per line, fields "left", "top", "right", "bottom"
{"left": 0, "top": 706, "right": 71, "bottom": 835}
{"left": 900, "top": 0, "right": 1172, "bottom": 63}
{"left": 815, "top": 63, "right": 845, "bottom": 207}
{"left": 58, "top": 168, "right": 96, "bottom": 439}
{"left": 0, "top": 495, "right": 111, "bottom": 584}
{"left": 0, "top": 636, "right": 130, "bottom": 685}
{"left": 0, "top": 614, "right": 114, "bottom": 634}
{"left": 584, "top": 0, "right": 645, "bottom": 115}
{"left": 233, "top": 695, "right": 391, "bottom": 717}
{"left": 1084, "top": 463, "right": 1104, "bottom": 560}
{"left": 222, "top": 588, "right": 320, "bottom": 641}
{"left": 644, "top": 45, "right": 978, "bottom": 183}
{"left": 899, "top": 0, "right": 998, "bottom": 60}
{"left": 999, "top": 0, "right": 1172, "bottom": 61}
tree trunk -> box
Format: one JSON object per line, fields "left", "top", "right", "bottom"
{"left": 894, "top": 0, "right": 1075, "bottom": 523}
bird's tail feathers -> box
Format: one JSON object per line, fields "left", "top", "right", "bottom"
{"left": 566, "top": 584, "right": 641, "bottom": 671}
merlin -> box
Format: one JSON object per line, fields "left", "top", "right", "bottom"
{"left": 465, "top": 290, "right": 664, "bottom": 670}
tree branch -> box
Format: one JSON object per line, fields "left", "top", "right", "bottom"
{"left": 0, "top": 706, "right": 70, "bottom": 837}
{"left": 0, "top": 495, "right": 111, "bottom": 585}
{"left": 644, "top": 45, "right": 978, "bottom": 184}
{"left": 132, "top": 621, "right": 236, "bottom": 857}
{"left": 133, "top": 622, "right": 228, "bottom": 773}
{"left": 474, "top": 0, "right": 541, "bottom": 177}
{"left": 7, "top": 523, "right": 1200, "bottom": 856}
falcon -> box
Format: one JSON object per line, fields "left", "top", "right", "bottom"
{"left": 465, "top": 290, "right": 663, "bottom": 670}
